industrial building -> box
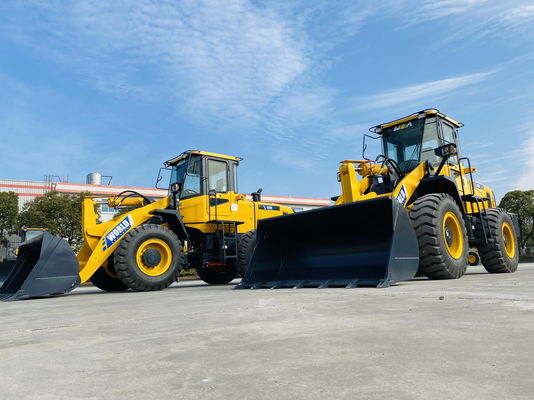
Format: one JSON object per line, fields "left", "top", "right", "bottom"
{"left": 0, "top": 174, "right": 330, "bottom": 218}
{"left": 0, "top": 174, "right": 329, "bottom": 259}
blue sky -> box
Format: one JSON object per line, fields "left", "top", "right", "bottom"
{"left": 0, "top": 0, "right": 533, "bottom": 200}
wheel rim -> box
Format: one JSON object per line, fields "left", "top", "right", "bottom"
{"left": 135, "top": 238, "right": 172, "bottom": 276}
{"left": 468, "top": 253, "right": 476, "bottom": 264}
{"left": 442, "top": 211, "right": 464, "bottom": 259}
{"left": 502, "top": 221, "right": 516, "bottom": 259}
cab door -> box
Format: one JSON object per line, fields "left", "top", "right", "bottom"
{"left": 206, "top": 157, "right": 232, "bottom": 219}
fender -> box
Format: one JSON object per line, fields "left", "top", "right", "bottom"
{"left": 407, "top": 175, "right": 464, "bottom": 213}
{"left": 150, "top": 209, "right": 189, "bottom": 241}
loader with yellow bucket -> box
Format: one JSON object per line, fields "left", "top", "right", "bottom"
{"left": 240, "top": 109, "right": 519, "bottom": 288}
{"left": 0, "top": 151, "right": 292, "bottom": 300}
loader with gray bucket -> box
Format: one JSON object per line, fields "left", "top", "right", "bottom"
{"left": 239, "top": 109, "right": 519, "bottom": 289}
{"left": 0, "top": 150, "right": 293, "bottom": 301}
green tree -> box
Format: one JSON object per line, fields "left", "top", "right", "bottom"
{"left": 499, "top": 190, "right": 534, "bottom": 248}
{"left": 0, "top": 191, "right": 19, "bottom": 245}
{"left": 18, "top": 191, "right": 84, "bottom": 248}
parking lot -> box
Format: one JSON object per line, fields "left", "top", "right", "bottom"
{"left": 1, "top": 264, "right": 533, "bottom": 400}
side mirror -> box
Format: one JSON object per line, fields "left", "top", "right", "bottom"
{"left": 434, "top": 143, "right": 457, "bottom": 158}
{"left": 171, "top": 182, "right": 182, "bottom": 193}
{"left": 433, "top": 143, "right": 458, "bottom": 176}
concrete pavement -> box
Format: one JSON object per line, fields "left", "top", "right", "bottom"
{"left": 1, "top": 264, "right": 533, "bottom": 399}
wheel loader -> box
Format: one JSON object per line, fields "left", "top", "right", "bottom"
{"left": 0, "top": 150, "right": 293, "bottom": 300}
{"left": 240, "top": 109, "right": 519, "bottom": 288}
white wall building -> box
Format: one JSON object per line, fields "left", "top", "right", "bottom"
{"left": 0, "top": 178, "right": 331, "bottom": 222}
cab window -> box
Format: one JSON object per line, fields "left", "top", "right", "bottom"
{"left": 420, "top": 118, "right": 441, "bottom": 166}
{"left": 441, "top": 122, "right": 456, "bottom": 144}
{"left": 208, "top": 160, "right": 228, "bottom": 192}
{"left": 440, "top": 122, "right": 459, "bottom": 165}
{"left": 181, "top": 156, "right": 202, "bottom": 198}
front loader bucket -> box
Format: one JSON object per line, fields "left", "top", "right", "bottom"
{"left": 238, "top": 197, "right": 419, "bottom": 289}
{"left": 0, "top": 232, "right": 80, "bottom": 301}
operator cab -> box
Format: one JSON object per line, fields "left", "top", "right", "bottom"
{"left": 371, "top": 109, "right": 463, "bottom": 174}
{"left": 21, "top": 228, "right": 47, "bottom": 242}
{"left": 163, "top": 150, "right": 241, "bottom": 199}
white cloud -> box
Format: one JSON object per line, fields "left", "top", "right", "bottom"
{"left": 353, "top": 71, "right": 494, "bottom": 111}
{"left": 1, "top": 0, "right": 532, "bottom": 179}
{"left": 0, "top": 1, "right": 386, "bottom": 152}
{"left": 29, "top": 1, "right": 309, "bottom": 121}
{"left": 269, "top": 147, "right": 318, "bottom": 170}
{"left": 407, "top": 0, "right": 534, "bottom": 43}
{"left": 516, "top": 112, "right": 534, "bottom": 190}
{"left": 463, "top": 141, "right": 495, "bottom": 149}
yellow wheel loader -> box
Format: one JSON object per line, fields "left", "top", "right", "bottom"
{"left": 0, "top": 150, "right": 293, "bottom": 300}
{"left": 240, "top": 109, "right": 519, "bottom": 288}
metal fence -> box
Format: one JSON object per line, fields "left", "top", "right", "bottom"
{"left": 0, "top": 239, "right": 21, "bottom": 261}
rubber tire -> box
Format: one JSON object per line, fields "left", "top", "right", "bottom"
{"left": 236, "top": 230, "right": 256, "bottom": 276}
{"left": 196, "top": 264, "right": 238, "bottom": 285}
{"left": 468, "top": 250, "right": 480, "bottom": 266}
{"left": 410, "top": 193, "right": 468, "bottom": 279}
{"left": 90, "top": 255, "right": 128, "bottom": 292}
{"left": 478, "top": 209, "right": 519, "bottom": 273}
{"left": 115, "top": 224, "right": 183, "bottom": 291}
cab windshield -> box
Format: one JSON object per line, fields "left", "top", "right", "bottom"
{"left": 24, "top": 230, "right": 44, "bottom": 241}
{"left": 170, "top": 155, "right": 202, "bottom": 199}
{"left": 381, "top": 117, "right": 442, "bottom": 172}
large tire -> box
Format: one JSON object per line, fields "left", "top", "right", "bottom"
{"left": 410, "top": 193, "right": 468, "bottom": 279}
{"left": 468, "top": 250, "right": 480, "bottom": 266}
{"left": 236, "top": 230, "right": 256, "bottom": 276}
{"left": 478, "top": 209, "right": 519, "bottom": 273}
{"left": 115, "top": 224, "right": 183, "bottom": 291}
{"left": 196, "top": 263, "right": 238, "bottom": 285}
{"left": 90, "top": 255, "right": 128, "bottom": 292}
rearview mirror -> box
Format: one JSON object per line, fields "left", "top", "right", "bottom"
{"left": 434, "top": 143, "right": 457, "bottom": 158}
{"left": 171, "top": 182, "right": 182, "bottom": 193}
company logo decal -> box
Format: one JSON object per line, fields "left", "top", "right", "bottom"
{"left": 396, "top": 184, "right": 408, "bottom": 205}
{"left": 393, "top": 121, "right": 413, "bottom": 131}
{"left": 258, "top": 204, "right": 280, "bottom": 211}
{"left": 101, "top": 215, "right": 134, "bottom": 251}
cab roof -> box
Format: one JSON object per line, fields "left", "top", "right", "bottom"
{"left": 164, "top": 150, "right": 242, "bottom": 166}
{"left": 370, "top": 109, "right": 463, "bottom": 133}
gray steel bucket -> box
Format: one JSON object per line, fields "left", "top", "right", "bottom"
{"left": 238, "top": 197, "right": 419, "bottom": 289}
{"left": 0, "top": 232, "right": 80, "bottom": 301}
